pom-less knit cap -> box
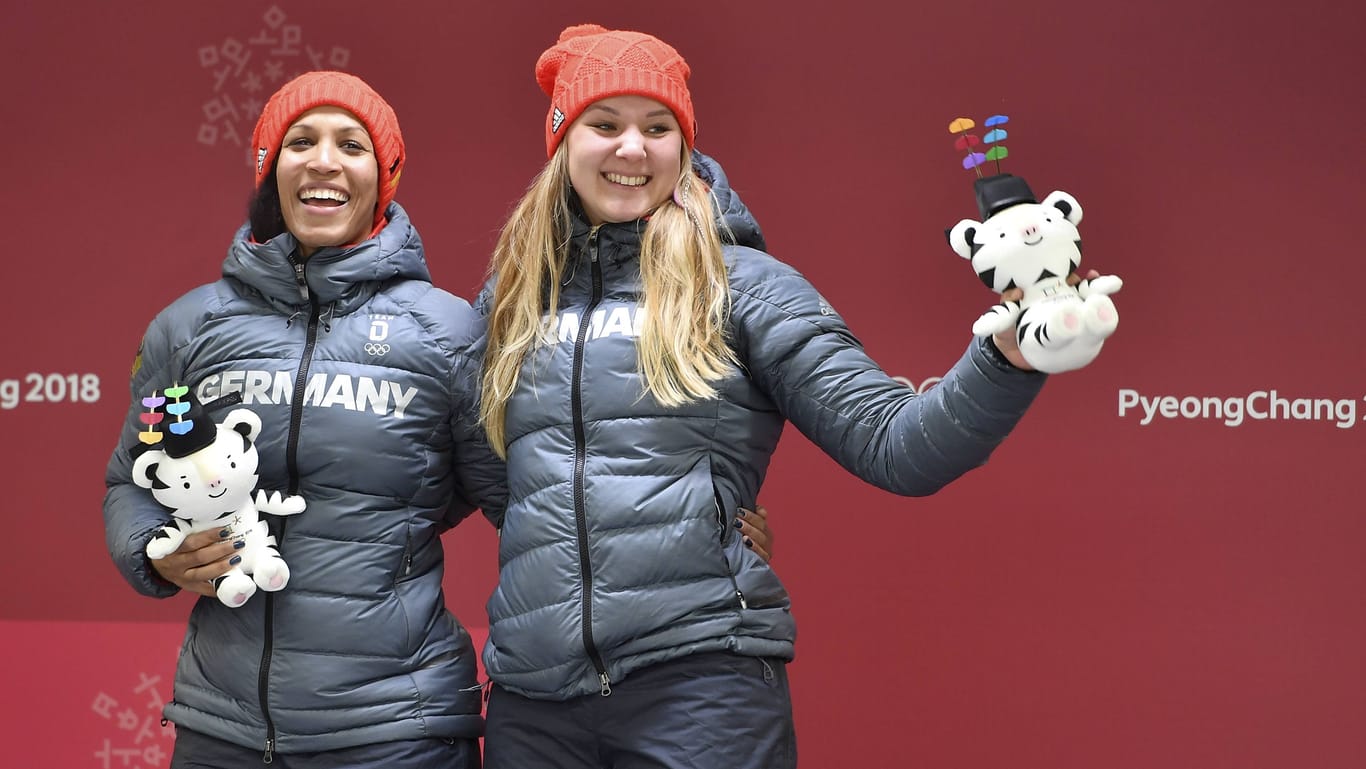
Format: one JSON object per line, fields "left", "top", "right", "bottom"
{"left": 251, "top": 71, "right": 405, "bottom": 238}
{"left": 536, "top": 24, "right": 696, "bottom": 158}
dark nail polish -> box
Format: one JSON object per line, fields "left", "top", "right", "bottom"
{"left": 229, "top": 555, "right": 242, "bottom": 565}
{"left": 219, "top": 528, "right": 231, "bottom": 538}
{"left": 743, "top": 538, "right": 753, "bottom": 548}
{"left": 733, "top": 520, "right": 744, "bottom": 530}
{"left": 736, "top": 508, "right": 748, "bottom": 517}
{"left": 233, "top": 540, "right": 246, "bottom": 550}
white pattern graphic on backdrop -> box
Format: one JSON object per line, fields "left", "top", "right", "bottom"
{"left": 196, "top": 5, "right": 353, "bottom": 166}
{"left": 90, "top": 672, "right": 174, "bottom": 769}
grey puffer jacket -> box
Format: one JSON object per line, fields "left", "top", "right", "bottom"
{"left": 479, "top": 152, "right": 1047, "bottom": 700}
{"left": 103, "top": 203, "right": 506, "bottom": 754}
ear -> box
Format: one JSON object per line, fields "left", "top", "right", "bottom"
{"left": 222, "top": 408, "right": 262, "bottom": 444}
{"left": 132, "top": 451, "right": 162, "bottom": 490}
{"left": 1042, "top": 190, "right": 1082, "bottom": 225}
{"left": 948, "top": 219, "right": 981, "bottom": 259}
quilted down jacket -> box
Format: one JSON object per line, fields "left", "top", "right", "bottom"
{"left": 479, "top": 152, "right": 1047, "bottom": 700}
{"left": 103, "top": 203, "right": 505, "bottom": 754}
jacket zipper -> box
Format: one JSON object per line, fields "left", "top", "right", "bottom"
{"left": 570, "top": 227, "right": 612, "bottom": 696}
{"left": 715, "top": 498, "right": 749, "bottom": 609}
{"left": 260, "top": 255, "right": 320, "bottom": 762}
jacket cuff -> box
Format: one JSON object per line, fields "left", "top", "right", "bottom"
{"left": 977, "top": 334, "right": 1044, "bottom": 376}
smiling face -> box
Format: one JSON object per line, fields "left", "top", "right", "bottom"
{"left": 565, "top": 95, "right": 684, "bottom": 225}
{"left": 275, "top": 106, "right": 379, "bottom": 259}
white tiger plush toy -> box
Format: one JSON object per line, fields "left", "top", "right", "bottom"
{"left": 947, "top": 175, "right": 1122, "bottom": 373}
{"left": 133, "top": 388, "right": 305, "bottom": 607}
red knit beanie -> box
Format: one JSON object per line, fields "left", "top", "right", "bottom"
{"left": 251, "top": 71, "right": 405, "bottom": 238}
{"left": 536, "top": 24, "right": 696, "bottom": 158}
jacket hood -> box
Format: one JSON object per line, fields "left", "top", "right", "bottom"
{"left": 691, "top": 149, "right": 766, "bottom": 251}
{"left": 222, "top": 202, "right": 430, "bottom": 314}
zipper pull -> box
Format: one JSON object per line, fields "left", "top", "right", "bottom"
{"left": 736, "top": 589, "right": 749, "bottom": 609}
{"left": 262, "top": 737, "right": 275, "bottom": 764}
{"left": 404, "top": 552, "right": 413, "bottom": 575}
{"left": 289, "top": 257, "right": 310, "bottom": 302}
{"left": 599, "top": 671, "right": 613, "bottom": 697}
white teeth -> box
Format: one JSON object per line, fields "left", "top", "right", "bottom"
{"left": 300, "top": 188, "right": 349, "bottom": 203}
{"left": 605, "top": 173, "right": 647, "bottom": 187}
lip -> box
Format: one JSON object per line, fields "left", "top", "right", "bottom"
{"left": 602, "top": 172, "right": 651, "bottom": 188}
{"left": 297, "top": 184, "right": 351, "bottom": 211}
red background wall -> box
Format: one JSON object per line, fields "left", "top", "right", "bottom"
{"left": 3, "top": 1, "right": 1363, "bottom": 767}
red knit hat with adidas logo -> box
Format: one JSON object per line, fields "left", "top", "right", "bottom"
{"left": 251, "top": 71, "right": 405, "bottom": 238}
{"left": 536, "top": 24, "right": 696, "bottom": 158}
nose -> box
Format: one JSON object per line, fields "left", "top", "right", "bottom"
{"left": 307, "top": 141, "right": 342, "bottom": 173}
{"left": 616, "top": 127, "right": 647, "bottom": 160}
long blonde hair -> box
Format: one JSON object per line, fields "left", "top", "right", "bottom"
{"left": 480, "top": 147, "right": 735, "bottom": 456}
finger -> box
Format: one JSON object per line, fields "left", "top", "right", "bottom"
{"left": 738, "top": 507, "right": 770, "bottom": 535}
{"left": 151, "top": 556, "right": 219, "bottom": 597}
{"left": 736, "top": 519, "right": 774, "bottom": 562}
{"left": 180, "top": 527, "right": 235, "bottom": 553}
{"left": 742, "top": 535, "right": 771, "bottom": 564}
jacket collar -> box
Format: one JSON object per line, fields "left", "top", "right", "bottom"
{"left": 222, "top": 202, "right": 430, "bottom": 314}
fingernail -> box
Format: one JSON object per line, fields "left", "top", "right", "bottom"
{"left": 233, "top": 540, "right": 246, "bottom": 550}
{"left": 743, "top": 538, "right": 753, "bottom": 549}
{"left": 736, "top": 508, "right": 748, "bottom": 517}
{"left": 219, "top": 528, "right": 231, "bottom": 538}
{"left": 229, "top": 555, "right": 242, "bottom": 565}
{"left": 733, "top": 520, "right": 744, "bottom": 530}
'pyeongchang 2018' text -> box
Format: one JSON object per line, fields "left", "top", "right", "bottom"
{"left": 1118, "top": 389, "right": 1360, "bottom": 429}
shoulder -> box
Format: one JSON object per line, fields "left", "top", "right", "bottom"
{"left": 145, "top": 281, "right": 238, "bottom": 339}
{"left": 725, "top": 246, "right": 844, "bottom": 327}
{"left": 401, "top": 283, "right": 486, "bottom": 355}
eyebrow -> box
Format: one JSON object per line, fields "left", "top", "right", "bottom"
{"left": 585, "top": 105, "right": 675, "bottom": 119}
{"left": 285, "top": 122, "right": 368, "bottom": 135}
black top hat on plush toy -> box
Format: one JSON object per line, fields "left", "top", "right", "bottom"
{"left": 973, "top": 173, "right": 1035, "bottom": 219}
{"left": 136, "top": 384, "right": 217, "bottom": 458}
{"left": 948, "top": 114, "right": 1035, "bottom": 220}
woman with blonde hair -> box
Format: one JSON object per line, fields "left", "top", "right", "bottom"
{"left": 477, "top": 24, "right": 1049, "bottom": 769}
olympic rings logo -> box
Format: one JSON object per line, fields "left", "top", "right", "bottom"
{"left": 364, "top": 343, "right": 391, "bottom": 356}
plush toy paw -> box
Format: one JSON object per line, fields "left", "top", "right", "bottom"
{"left": 1042, "top": 304, "right": 1084, "bottom": 345}
{"left": 214, "top": 571, "right": 258, "bottom": 607}
{"left": 1083, "top": 294, "right": 1119, "bottom": 337}
{"left": 1087, "top": 275, "right": 1123, "bottom": 295}
{"left": 145, "top": 535, "right": 180, "bottom": 561}
{"left": 254, "top": 556, "right": 291, "bottom": 592}
{"left": 972, "top": 306, "right": 1017, "bottom": 337}
{"left": 256, "top": 490, "right": 306, "bottom": 516}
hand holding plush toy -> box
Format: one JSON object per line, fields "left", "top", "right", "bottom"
{"left": 945, "top": 117, "right": 1121, "bottom": 373}
{"left": 133, "top": 386, "right": 305, "bottom": 607}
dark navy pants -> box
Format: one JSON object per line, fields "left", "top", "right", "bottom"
{"left": 169, "top": 726, "right": 480, "bottom": 769}
{"left": 484, "top": 651, "right": 797, "bottom": 769}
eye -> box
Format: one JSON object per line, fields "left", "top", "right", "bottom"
{"left": 646, "top": 124, "right": 672, "bottom": 135}
{"left": 341, "top": 139, "right": 369, "bottom": 152}
{"left": 182, "top": 482, "right": 192, "bottom": 490}
{"left": 230, "top": 460, "right": 238, "bottom": 469}
{"left": 286, "top": 137, "right": 314, "bottom": 148}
